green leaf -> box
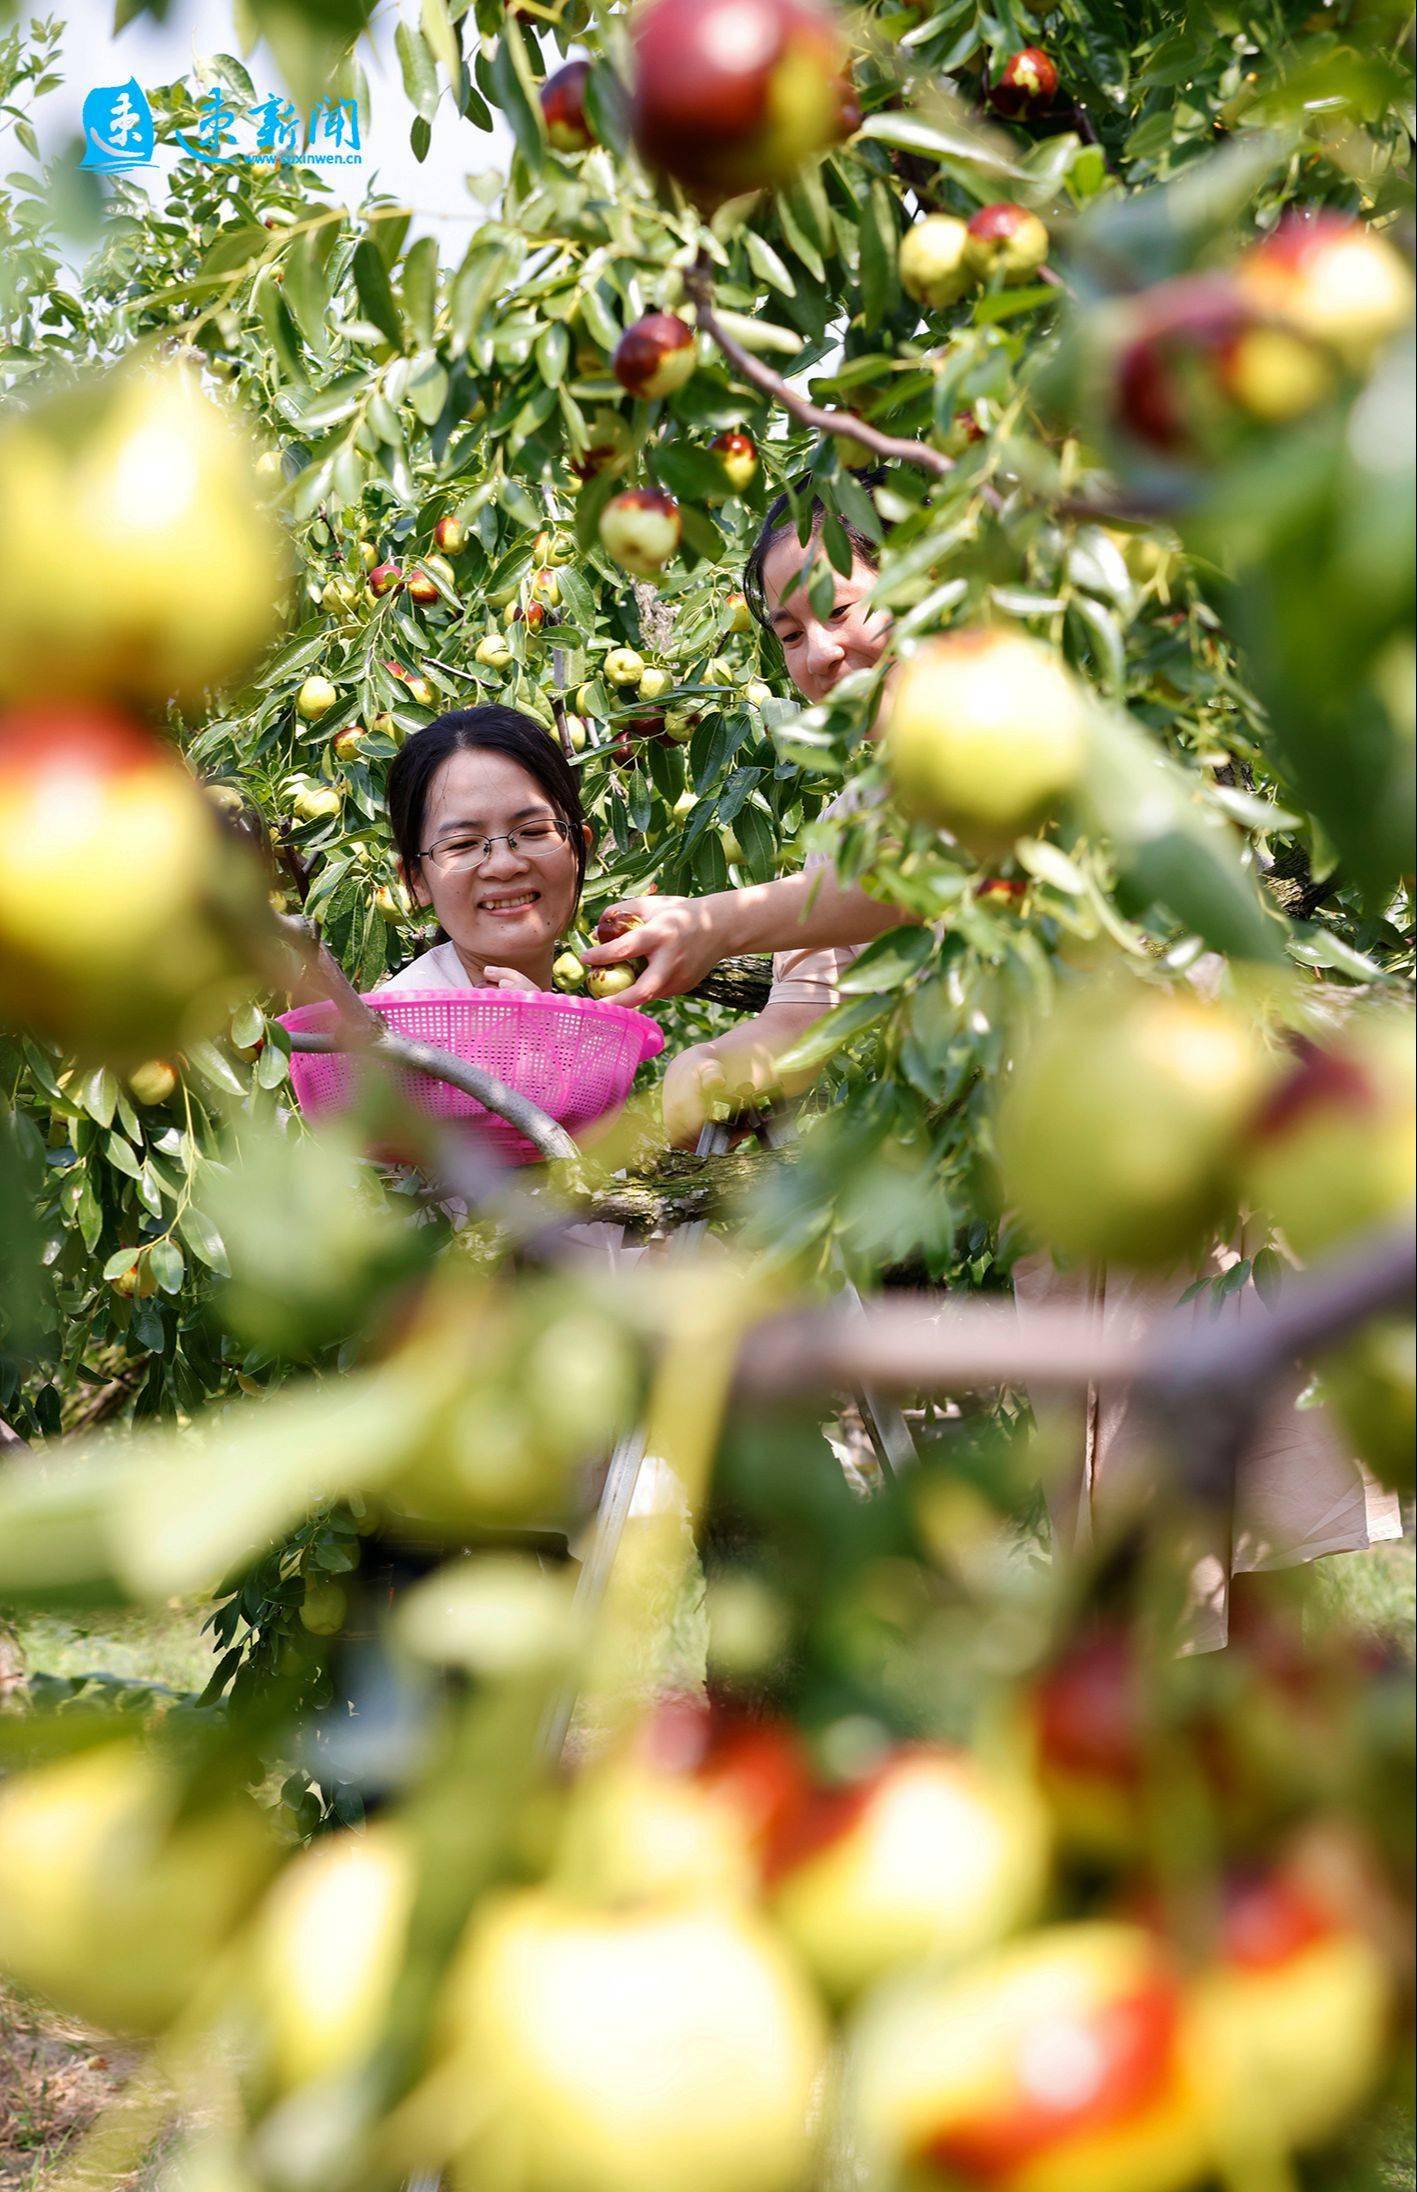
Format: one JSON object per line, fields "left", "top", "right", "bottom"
{"left": 858, "top": 181, "right": 899, "bottom": 328}
{"left": 1287, "top": 926, "right": 1386, "bottom": 981}
{"left": 401, "top": 235, "right": 439, "bottom": 346}
{"left": 185, "top": 1041, "right": 246, "bottom": 1097}
{"left": 774, "top": 994, "right": 893, "bottom": 1073}
{"left": 408, "top": 352, "right": 450, "bottom": 425}
{"left": 744, "top": 228, "right": 796, "bottom": 299}
{"left": 653, "top": 442, "right": 735, "bottom": 505}
{"left": 710, "top": 309, "right": 804, "bottom": 358}
{"left": 1015, "top": 839, "right": 1088, "bottom": 896}
{"left": 857, "top": 109, "right": 1025, "bottom": 183}
{"left": 420, "top": 0, "right": 463, "bottom": 89}
{"left": 489, "top": 20, "right": 546, "bottom": 171}
{"left": 451, "top": 238, "right": 520, "bottom": 353}
{"left": 230, "top": 1003, "right": 265, "bottom": 1051}
{"left": 177, "top": 1205, "right": 229, "bottom": 1276}
{"left": 395, "top": 17, "right": 439, "bottom": 121}
{"left": 835, "top": 925, "right": 933, "bottom": 992}
{"left": 147, "top": 1238, "right": 186, "bottom": 1296}
{"left": 1067, "top": 595, "right": 1126, "bottom": 697}
{"left": 256, "top": 1042, "right": 290, "bottom": 1092}
{"left": 79, "top": 1067, "right": 118, "bottom": 1128}
{"left": 1082, "top": 710, "right": 1286, "bottom": 966}
{"left": 577, "top": 281, "right": 623, "bottom": 354}
{"left": 292, "top": 371, "right": 369, "bottom": 431}
{"left": 732, "top": 802, "right": 776, "bottom": 880}
{"left": 537, "top": 321, "right": 570, "bottom": 385}
{"left": 104, "top": 1132, "right": 142, "bottom": 1181}
{"left": 352, "top": 239, "right": 405, "bottom": 350}
{"left": 254, "top": 270, "right": 309, "bottom": 383}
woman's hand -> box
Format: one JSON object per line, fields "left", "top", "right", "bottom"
{"left": 482, "top": 964, "right": 541, "bottom": 991}
{"left": 661, "top": 1007, "right": 823, "bottom": 1148}
{"left": 579, "top": 893, "right": 733, "bottom": 1009}
{"left": 661, "top": 1044, "right": 734, "bottom": 1149}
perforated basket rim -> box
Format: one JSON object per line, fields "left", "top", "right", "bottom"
{"left": 280, "top": 986, "right": 666, "bottom": 1064}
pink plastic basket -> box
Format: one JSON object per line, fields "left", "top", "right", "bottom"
{"left": 279, "top": 988, "right": 664, "bottom": 1166}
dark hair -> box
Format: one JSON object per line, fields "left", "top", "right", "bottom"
{"left": 742, "top": 467, "right": 888, "bottom": 644}
{"left": 388, "top": 705, "right": 588, "bottom": 908}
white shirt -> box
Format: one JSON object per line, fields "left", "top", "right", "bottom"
{"left": 373, "top": 939, "right": 479, "bottom": 996}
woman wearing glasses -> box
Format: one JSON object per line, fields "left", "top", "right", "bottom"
{"left": 378, "top": 705, "right": 591, "bottom": 997}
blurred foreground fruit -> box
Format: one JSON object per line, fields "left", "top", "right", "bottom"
{"left": 769, "top": 1745, "right": 1051, "bottom": 2002}
{"left": 0, "top": 1741, "right": 276, "bottom": 2034}
{"left": 0, "top": 705, "right": 264, "bottom": 1065}
{"left": 631, "top": 0, "right": 847, "bottom": 199}
{"left": 0, "top": 358, "right": 288, "bottom": 707}
{"left": 1114, "top": 276, "right": 1334, "bottom": 454}
{"left": 445, "top": 1890, "right": 826, "bottom": 2192}
{"left": 571, "top": 408, "right": 634, "bottom": 481}
{"left": 846, "top": 1923, "right": 1208, "bottom": 2192}
{"left": 1027, "top": 1626, "right": 1148, "bottom": 1854}
{"left": 382, "top": 1287, "right": 639, "bottom": 1534}
{"left": 557, "top": 1758, "right": 758, "bottom": 1906}
{"left": 1318, "top": 1317, "right": 1416, "bottom": 1493}
{"left": 1244, "top": 1017, "right": 1415, "bottom": 1257}
{"left": 1184, "top": 1854, "right": 1393, "bottom": 2163}
{"left": 884, "top": 629, "right": 1089, "bottom": 855}
{"left": 250, "top": 1824, "right": 413, "bottom": 2090}
{"left": 542, "top": 60, "right": 596, "bottom": 153}
{"left": 1235, "top": 211, "right": 1414, "bottom": 373}
{"left": 997, "top": 983, "right": 1269, "bottom": 1267}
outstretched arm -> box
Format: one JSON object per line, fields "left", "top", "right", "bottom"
{"left": 581, "top": 866, "right": 909, "bottom": 1010}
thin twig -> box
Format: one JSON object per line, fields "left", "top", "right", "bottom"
{"left": 685, "top": 260, "right": 962, "bottom": 487}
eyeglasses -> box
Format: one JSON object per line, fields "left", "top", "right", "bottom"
{"left": 418, "top": 815, "right": 572, "bottom": 874}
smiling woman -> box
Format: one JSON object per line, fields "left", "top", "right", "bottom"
{"left": 379, "top": 706, "right": 592, "bottom": 996}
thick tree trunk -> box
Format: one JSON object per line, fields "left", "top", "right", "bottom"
{"left": 566, "top": 1143, "right": 784, "bottom": 1236}
{"left": 689, "top": 957, "right": 774, "bottom": 1013}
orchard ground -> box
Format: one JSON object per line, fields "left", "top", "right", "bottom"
{"left": 2, "top": 1537, "right": 1413, "bottom": 2192}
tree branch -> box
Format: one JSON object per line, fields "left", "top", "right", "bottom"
{"left": 732, "top": 1222, "right": 1415, "bottom": 1419}
{"left": 685, "top": 260, "right": 961, "bottom": 486}
{"left": 690, "top": 956, "right": 775, "bottom": 1013}
{"left": 564, "top": 1144, "right": 783, "bottom": 1235}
